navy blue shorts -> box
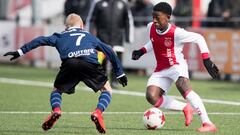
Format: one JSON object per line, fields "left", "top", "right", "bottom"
{"left": 54, "top": 58, "right": 108, "bottom": 94}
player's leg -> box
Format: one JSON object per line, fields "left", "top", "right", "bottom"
{"left": 42, "top": 88, "right": 62, "bottom": 131}
{"left": 160, "top": 96, "right": 192, "bottom": 111}
{"left": 175, "top": 77, "right": 217, "bottom": 132}
{"left": 151, "top": 77, "right": 187, "bottom": 111}
{"left": 42, "top": 59, "right": 80, "bottom": 131}
{"left": 91, "top": 81, "right": 112, "bottom": 134}
{"left": 97, "top": 82, "right": 112, "bottom": 113}
{"left": 146, "top": 72, "right": 172, "bottom": 107}
{"left": 146, "top": 86, "right": 192, "bottom": 123}
{"left": 155, "top": 95, "right": 193, "bottom": 126}
{"left": 148, "top": 69, "right": 193, "bottom": 126}
{"left": 81, "top": 61, "right": 110, "bottom": 133}
{"left": 146, "top": 85, "right": 164, "bottom": 106}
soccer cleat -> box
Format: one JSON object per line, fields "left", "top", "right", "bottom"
{"left": 197, "top": 122, "right": 217, "bottom": 133}
{"left": 42, "top": 109, "right": 61, "bottom": 131}
{"left": 183, "top": 103, "right": 193, "bottom": 126}
{"left": 91, "top": 109, "right": 106, "bottom": 134}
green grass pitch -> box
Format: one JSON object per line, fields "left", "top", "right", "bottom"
{"left": 0, "top": 64, "right": 240, "bottom": 135}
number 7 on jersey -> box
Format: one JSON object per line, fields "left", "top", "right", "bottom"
{"left": 70, "top": 33, "right": 86, "bottom": 46}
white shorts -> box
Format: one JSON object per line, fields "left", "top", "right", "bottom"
{"left": 147, "top": 62, "right": 189, "bottom": 93}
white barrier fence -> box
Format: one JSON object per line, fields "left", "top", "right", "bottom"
{"left": 0, "top": 21, "right": 16, "bottom": 61}
{"left": 1, "top": 21, "right": 240, "bottom": 78}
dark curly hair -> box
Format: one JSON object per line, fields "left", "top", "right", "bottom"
{"left": 153, "top": 2, "right": 172, "bottom": 16}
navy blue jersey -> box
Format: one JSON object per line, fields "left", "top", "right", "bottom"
{"left": 20, "top": 28, "right": 124, "bottom": 77}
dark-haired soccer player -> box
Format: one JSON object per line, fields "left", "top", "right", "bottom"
{"left": 4, "top": 13, "right": 127, "bottom": 134}
{"left": 132, "top": 2, "right": 219, "bottom": 133}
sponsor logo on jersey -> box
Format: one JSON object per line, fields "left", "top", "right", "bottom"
{"left": 164, "top": 37, "right": 172, "bottom": 47}
{"left": 68, "top": 49, "right": 94, "bottom": 58}
{"left": 167, "top": 48, "right": 174, "bottom": 65}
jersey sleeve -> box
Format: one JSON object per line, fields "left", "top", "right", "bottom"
{"left": 138, "top": 22, "right": 153, "bottom": 54}
{"left": 142, "top": 40, "right": 153, "bottom": 53}
{"left": 19, "top": 33, "right": 58, "bottom": 54}
{"left": 175, "top": 27, "right": 210, "bottom": 58}
{"left": 96, "top": 38, "right": 125, "bottom": 77}
{"left": 146, "top": 22, "right": 153, "bottom": 36}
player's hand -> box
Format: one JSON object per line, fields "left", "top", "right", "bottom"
{"left": 132, "top": 50, "right": 144, "bottom": 60}
{"left": 3, "top": 51, "right": 20, "bottom": 61}
{"left": 117, "top": 75, "right": 128, "bottom": 87}
{"left": 203, "top": 58, "right": 220, "bottom": 79}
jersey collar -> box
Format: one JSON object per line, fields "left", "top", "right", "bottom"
{"left": 156, "top": 23, "right": 171, "bottom": 35}
{"left": 68, "top": 26, "right": 82, "bottom": 30}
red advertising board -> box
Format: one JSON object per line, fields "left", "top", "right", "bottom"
{"left": 15, "top": 27, "right": 45, "bottom": 61}
{"left": 183, "top": 28, "right": 240, "bottom": 74}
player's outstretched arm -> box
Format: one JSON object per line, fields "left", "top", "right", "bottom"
{"left": 3, "top": 51, "right": 20, "bottom": 61}
{"left": 203, "top": 58, "right": 220, "bottom": 79}
{"left": 4, "top": 34, "right": 57, "bottom": 61}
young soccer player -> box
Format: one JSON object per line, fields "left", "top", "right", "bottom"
{"left": 132, "top": 2, "right": 219, "bottom": 133}
{"left": 4, "top": 13, "right": 127, "bottom": 134}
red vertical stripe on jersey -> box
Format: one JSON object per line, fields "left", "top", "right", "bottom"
{"left": 150, "top": 24, "right": 178, "bottom": 72}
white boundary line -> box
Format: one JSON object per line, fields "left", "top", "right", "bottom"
{"left": 0, "top": 111, "right": 240, "bottom": 115}
{"left": 1, "top": 77, "right": 240, "bottom": 106}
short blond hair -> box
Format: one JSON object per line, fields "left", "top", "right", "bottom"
{"left": 65, "top": 13, "right": 83, "bottom": 29}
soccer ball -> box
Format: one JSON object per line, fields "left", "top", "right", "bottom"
{"left": 143, "top": 107, "right": 165, "bottom": 129}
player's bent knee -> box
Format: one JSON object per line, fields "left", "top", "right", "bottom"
{"left": 176, "top": 77, "right": 190, "bottom": 86}
{"left": 146, "top": 86, "right": 162, "bottom": 105}
{"left": 101, "top": 81, "right": 112, "bottom": 94}
{"left": 175, "top": 77, "right": 191, "bottom": 96}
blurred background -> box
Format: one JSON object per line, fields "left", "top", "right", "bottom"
{"left": 0, "top": 0, "right": 240, "bottom": 82}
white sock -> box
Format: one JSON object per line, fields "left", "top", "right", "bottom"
{"left": 185, "top": 90, "right": 212, "bottom": 124}
{"left": 160, "top": 96, "right": 186, "bottom": 111}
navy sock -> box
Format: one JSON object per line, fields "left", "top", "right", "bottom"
{"left": 50, "top": 90, "right": 62, "bottom": 110}
{"left": 97, "top": 91, "right": 111, "bottom": 112}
